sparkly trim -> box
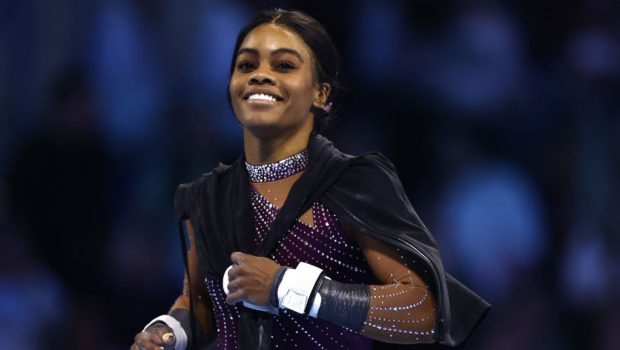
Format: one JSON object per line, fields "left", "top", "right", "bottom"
{"left": 369, "top": 286, "right": 429, "bottom": 311}
{"left": 245, "top": 150, "right": 308, "bottom": 182}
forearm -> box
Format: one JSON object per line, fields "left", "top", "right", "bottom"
{"left": 168, "top": 273, "right": 215, "bottom": 345}
{"left": 272, "top": 263, "right": 436, "bottom": 344}
{"left": 169, "top": 299, "right": 215, "bottom": 337}
{"left": 312, "top": 278, "right": 435, "bottom": 344}
{"left": 174, "top": 219, "right": 215, "bottom": 343}
{"left": 349, "top": 229, "right": 438, "bottom": 344}
{"left": 361, "top": 280, "right": 436, "bottom": 344}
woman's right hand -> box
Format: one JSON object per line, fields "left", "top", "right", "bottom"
{"left": 130, "top": 323, "right": 176, "bottom": 350}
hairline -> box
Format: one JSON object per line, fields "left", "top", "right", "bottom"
{"left": 238, "top": 22, "right": 323, "bottom": 86}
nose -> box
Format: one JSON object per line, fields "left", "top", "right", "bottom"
{"left": 249, "top": 71, "right": 275, "bottom": 85}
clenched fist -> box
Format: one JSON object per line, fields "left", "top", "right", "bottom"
{"left": 225, "top": 252, "right": 281, "bottom": 306}
{"left": 130, "top": 323, "right": 175, "bottom": 350}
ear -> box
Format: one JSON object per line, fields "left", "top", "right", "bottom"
{"left": 312, "top": 82, "right": 331, "bottom": 109}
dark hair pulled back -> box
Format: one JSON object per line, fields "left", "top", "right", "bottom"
{"left": 228, "top": 8, "right": 342, "bottom": 134}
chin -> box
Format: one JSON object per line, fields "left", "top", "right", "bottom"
{"left": 239, "top": 112, "right": 279, "bottom": 126}
{"left": 235, "top": 107, "right": 313, "bottom": 139}
{"left": 241, "top": 119, "right": 286, "bottom": 139}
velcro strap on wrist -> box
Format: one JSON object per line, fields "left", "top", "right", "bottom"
{"left": 269, "top": 266, "right": 289, "bottom": 308}
{"left": 277, "top": 262, "right": 324, "bottom": 314}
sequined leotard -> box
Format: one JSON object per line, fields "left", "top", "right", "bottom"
{"left": 203, "top": 150, "right": 436, "bottom": 349}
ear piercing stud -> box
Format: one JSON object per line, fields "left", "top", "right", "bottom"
{"left": 322, "top": 102, "right": 333, "bottom": 113}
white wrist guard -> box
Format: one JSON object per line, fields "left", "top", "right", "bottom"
{"left": 277, "top": 262, "right": 324, "bottom": 314}
{"left": 144, "top": 315, "right": 188, "bottom": 350}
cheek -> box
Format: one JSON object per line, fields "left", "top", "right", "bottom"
{"left": 228, "top": 77, "right": 244, "bottom": 110}
{"left": 228, "top": 76, "right": 241, "bottom": 96}
{"left": 289, "top": 79, "right": 318, "bottom": 105}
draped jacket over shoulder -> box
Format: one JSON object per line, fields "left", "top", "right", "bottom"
{"left": 174, "top": 134, "right": 490, "bottom": 349}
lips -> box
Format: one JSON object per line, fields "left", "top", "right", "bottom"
{"left": 243, "top": 90, "right": 284, "bottom": 102}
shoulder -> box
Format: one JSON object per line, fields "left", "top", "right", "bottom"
{"left": 351, "top": 151, "right": 397, "bottom": 173}
{"left": 174, "top": 160, "right": 240, "bottom": 219}
{"left": 337, "top": 151, "right": 403, "bottom": 191}
{"left": 313, "top": 134, "right": 398, "bottom": 176}
{"left": 311, "top": 133, "right": 405, "bottom": 198}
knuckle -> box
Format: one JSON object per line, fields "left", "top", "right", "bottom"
{"left": 229, "top": 289, "right": 243, "bottom": 301}
{"left": 134, "top": 332, "right": 144, "bottom": 342}
{"left": 230, "top": 279, "right": 240, "bottom": 290}
{"left": 229, "top": 284, "right": 240, "bottom": 296}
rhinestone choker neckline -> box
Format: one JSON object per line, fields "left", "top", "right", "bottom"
{"left": 245, "top": 150, "right": 309, "bottom": 183}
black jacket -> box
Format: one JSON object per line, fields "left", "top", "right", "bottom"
{"left": 175, "top": 134, "right": 490, "bottom": 349}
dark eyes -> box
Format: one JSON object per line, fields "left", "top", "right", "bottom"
{"left": 235, "top": 61, "right": 296, "bottom": 72}
{"left": 275, "top": 62, "right": 295, "bottom": 71}
{"left": 237, "top": 62, "right": 255, "bottom": 71}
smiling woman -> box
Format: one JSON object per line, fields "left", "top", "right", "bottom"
{"left": 229, "top": 23, "right": 324, "bottom": 144}
{"left": 131, "top": 8, "right": 489, "bottom": 350}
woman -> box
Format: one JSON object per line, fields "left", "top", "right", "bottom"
{"left": 131, "top": 9, "right": 489, "bottom": 350}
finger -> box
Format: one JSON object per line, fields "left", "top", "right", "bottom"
{"left": 227, "top": 276, "right": 242, "bottom": 294}
{"left": 144, "top": 342, "right": 164, "bottom": 350}
{"left": 134, "top": 331, "right": 156, "bottom": 346}
{"left": 226, "top": 289, "right": 245, "bottom": 305}
{"left": 230, "top": 251, "right": 248, "bottom": 265}
{"left": 228, "top": 265, "right": 241, "bottom": 280}
{"left": 148, "top": 332, "right": 165, "bottom": 346}
{"left": 130, "top": 340, "right": 155, "bottom": 350}
{"left": 134, "top": 331, "right": 146, "bottom": 342}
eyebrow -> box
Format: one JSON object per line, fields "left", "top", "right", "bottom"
{"left": 236, "top": 47, "right": 305, "bottom": 63}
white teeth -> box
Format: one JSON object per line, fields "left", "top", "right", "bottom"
{"left": 248, "top": 93, "right": 277, "bottom": 102}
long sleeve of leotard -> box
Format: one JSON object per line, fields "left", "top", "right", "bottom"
{"left": 353, "top": 231, "right": 437, "bottom": 344}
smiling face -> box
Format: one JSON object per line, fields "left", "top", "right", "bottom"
{"left": 229, "top": 23, "right": 328, "bottom": 140}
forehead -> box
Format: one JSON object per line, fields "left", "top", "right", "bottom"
{"left": 239, "top": 23, "right": 313, "bottom": 59}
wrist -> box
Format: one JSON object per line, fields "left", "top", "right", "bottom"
{"left": 145, "top": 321, "right": 171, "bottom": 331}
{"left": 269, "top": 266, "right": 289, "bottom": 308}
{"left": 144, "top": 314, "right": 188, "bottom": 350}
{"left": 276, "top": 262, "right": 325, "bottom": 315}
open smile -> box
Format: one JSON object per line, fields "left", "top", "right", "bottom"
{"left": 243, "top": 90, "right": 284, "bottom": 104}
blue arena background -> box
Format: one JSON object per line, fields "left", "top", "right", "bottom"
{"left": 1, "top": 1, "right": 619, "bottom": 349}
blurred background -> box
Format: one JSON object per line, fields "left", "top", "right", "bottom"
{"left": 1, "top": 0, "right": 619, "bottom": 349}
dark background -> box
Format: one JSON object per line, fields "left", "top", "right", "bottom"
{"left": 1, "top": 0, "right": 619, "bottom": 349}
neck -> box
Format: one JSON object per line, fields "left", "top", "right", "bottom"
{"left": 243, "top": 127, "right": 313, "bottom": 165}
